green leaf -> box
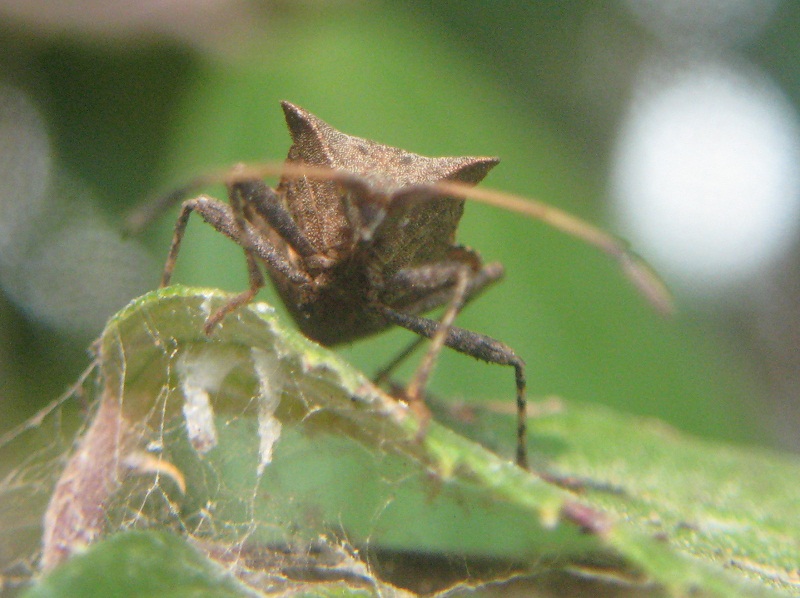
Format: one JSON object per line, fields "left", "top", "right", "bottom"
{"left": 24, "top": 530, "right": 247, "bottom": 598}
{"left": 26, "top": 528, "right": 385, "bottom": 597}
{"left": 33, "top": 288, "right": 800, "bottom": 596}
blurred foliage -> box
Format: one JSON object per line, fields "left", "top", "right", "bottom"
{"left": 1, "top": 2, "right": 782, "bottom": 445}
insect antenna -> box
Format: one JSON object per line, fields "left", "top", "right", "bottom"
{"left": 125, "top": 162, "right": 364, "bottom": 235}
{"left": 126, "top": 161, "right": 673, "bottom": 315}
{"left": 432, "top": 180, "right": 674, "bottom": 315}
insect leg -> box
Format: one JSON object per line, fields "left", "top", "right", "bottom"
{"left": 229, "top": 179, "right": 321, "bottom": 261}
{"left": 374, "top": 261, "right": 504, "bottom": 384}
{"left": 375, "top": 297, "right": 528, "bottom": 469}
{"left": 404, "top": 267, "right": 470, "bottom": 406}
{"left": 163, "top": 195, "right": 304, "bottom": 283}
{"left": 160, "top": 195, "right": 308, "bottom": 332}
{"left": 202, "top": 252, "right": 265, "bottom": 334}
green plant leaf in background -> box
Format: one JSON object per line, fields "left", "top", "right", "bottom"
{"left": 27, "top": 288, "right": 800, "bottom": 597}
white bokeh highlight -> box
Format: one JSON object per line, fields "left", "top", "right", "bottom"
{"left": 611, "top": 61, "right": 800, "bottom": 296}
{"left": 0, "top": 83, "right": 157, "bottom": 335}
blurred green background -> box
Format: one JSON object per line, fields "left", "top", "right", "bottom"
{"left": 2, "top": 1, "right": 800, "bottom": 458}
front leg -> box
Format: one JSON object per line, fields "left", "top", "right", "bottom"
{"left": 229, "top": 179, "right": 322, "bottom": 262}
{"left": 161, "top": 195, "right": 310, "bottom": 332}
{"left": 163, "top": 195, "right": 310, "bottom": 286}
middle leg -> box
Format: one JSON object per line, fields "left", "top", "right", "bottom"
{"left": 374, "top": 301, "right": 528, "bottom": 469}
{"left": 374, "top": 259, "right": 504, "bottom": 384}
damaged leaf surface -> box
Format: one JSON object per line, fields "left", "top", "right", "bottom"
{"left": 30, "top": 288, "right": 800, "bottom": 597}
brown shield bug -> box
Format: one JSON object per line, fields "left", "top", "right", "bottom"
{"left": 128, "top": 101, "right": 671, "bottom": 470}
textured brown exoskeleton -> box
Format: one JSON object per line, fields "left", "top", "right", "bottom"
{"left": 130, "top": 101, "right": 671, "bottom": 470}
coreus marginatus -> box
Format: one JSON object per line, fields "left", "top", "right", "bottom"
{"left": 129, "top": 101, "right": 671, "bottom": 470}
